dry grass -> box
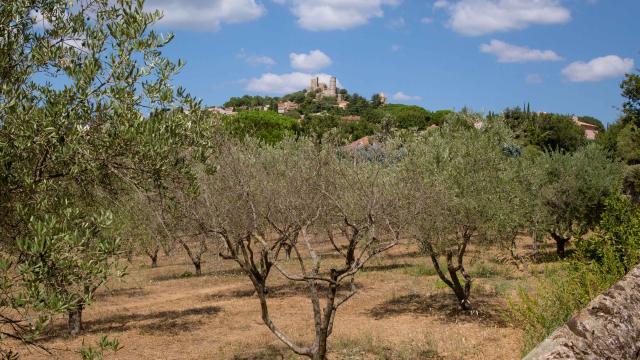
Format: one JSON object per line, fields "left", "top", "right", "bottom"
{"left": 12, "top": 239, "right": 562, "bottom": 359}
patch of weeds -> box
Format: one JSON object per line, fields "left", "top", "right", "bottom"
{"left": 405, "top": 263, "right": 436, "bottom": 277}
{"left": 333, "top": 332, "right": 381, "bottom": 359}
{"left": 79, "top": 336, "right": 122, "bottom": 360}
{"left": 469, "top": 261, "right": 502, "bottom": 279}
{"left": 434, "top": 278, "right": 448, "bottom": 290}
{"left": 180, "top": 271, "right": 194, "bottom": 278}
{"left": 492, "top": 280, "right": 513, "bottom": 296}
{"left": 333, "top": 331, "right": 443, "bottom": 360}
{"left": 232, "top": 344, "right": 290, "bottom": 360}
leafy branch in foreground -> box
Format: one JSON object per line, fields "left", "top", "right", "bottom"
{"left": 1, "top": 0, "right": 205, "bottom": 350}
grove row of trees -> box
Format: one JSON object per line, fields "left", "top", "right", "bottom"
{"left": 120, "top": 117, "right": 624, "bottom": 359}
{"left": 1, "top": 1, "right": 638, "bottom": 359}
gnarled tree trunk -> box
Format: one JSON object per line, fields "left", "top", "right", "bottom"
{"left": 146, "top": 245, "right": 160, "bottom": 268}
{"left": 194, "top": 259, "right": 202, "bottom": 276}
{"left": 550, "top": 232, "right": 570, "bottom": 259}
{"left": 68, "top": 302, "right": 84, "bottom": 336}
{"left": 176, "top": 236, "right": 207, "bottom": 276}
{"left": 426, "top": 235, "right": 473, "bottom": 311}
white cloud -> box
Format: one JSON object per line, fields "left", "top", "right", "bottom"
{"left": 421, "top": 17, "right": 434, "bottom": 24}
{"left": 562, "top": 55, "right": 634, "bottom": 82}
{"left": 480, "top": 40, "right": 562, "bottom": 63}
{"left": 276, "top": 0, "right": 400, "bottom": 31}
{"left": 439, "top": 0, "right": 571, "bottom": 36}
{"left": 392, "top": 92, "right": 422, "bottom": 101}
{"left": 246, "top": 72, "right": 339, "bottom": 94}
{"left": 526, "top": 74, "right": 543, "bottom": 84}
{"left": 146, "top": 0, "right": 265, "bottom": 31}
{"left": 289, "top": 50, "right": 332, "bottom": 71}
{"left": 433, "top": 0, "right": 450, "bottom": 9}
{"left": 237, "top": 49, "right": 276, "bottom": 67}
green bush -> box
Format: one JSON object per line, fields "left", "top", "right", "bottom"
{"left": 509, "top": 195, "right": 640, "bottom": 355}
{"left": 384, "top": 104, "right": 432, "bottom": 130}
{"left": 623, "top": 165, "right": 640, "bottom": 204}
{"left": 579, "top": 195, "right": 640, "bottom": 271}
{"left": 223, "top": 111, "right": 300, "bottom": 144}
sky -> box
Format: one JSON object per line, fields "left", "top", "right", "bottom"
{"left": 145, "top": 0, "right": 640, "bottom": 125}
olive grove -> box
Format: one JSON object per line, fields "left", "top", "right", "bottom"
{"left": 190, "top": 137, "right": 409, "bottom": 360}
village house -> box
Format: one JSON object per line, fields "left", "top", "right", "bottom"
{"left": 572, "top": 116, "right": 599, "bottom": 140}
{"left": 277, "top": 101, "right": 299, "bottom": 114}
{"left": 344, "top": 136, "right": 371, "bottom": 152}
{"left": 208, "top": 107, "right": 236, "bottom": 116}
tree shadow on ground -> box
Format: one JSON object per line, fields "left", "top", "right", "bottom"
{"left": 150, "top": 267, "right": 245, "bottom": 282}
{"left": 232, "top": 345, "right": 288, "bottom": 360}
{"left": 530, "top": 249, "right": 574, "bottom": 264}
{"left": 44, "top": 305, "right": 222, "bottom": 339}
{"left": 368, "top": 292, "right": 507, "bottom": 327}
{"left": 361, "top": 263, "right": 414, "bottom": 273}
{"left": 202, "top": 281, "right": 366, "bottom": 302}
{"left": 93, "top": 287, "right": 148, "bottom": 300}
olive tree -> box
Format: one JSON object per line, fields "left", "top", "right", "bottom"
{"left": 196, "top": 137, "right": 406, "bottom": 360}
{"left": 0, "top": 0, "right": 201, "bottom": 342}
{"left": 533, "top": 144, "right": 624, "bottom": 258}
{"left": 402, "top": 119, "right": 524, "bottom": 310}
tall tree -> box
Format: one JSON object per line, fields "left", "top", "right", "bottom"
{"left": 402, "top": 116, "right": 524, "bottom": 310}
{"left": 621, "top": 70, "right": 640, "bottom": 125}
{"left": 0, "top": 0, "right": 201, "bottom": 345}
{"left": 533, "top": 144, "right": 624, "bottom": 257}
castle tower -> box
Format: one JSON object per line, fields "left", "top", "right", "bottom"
{"left": 310, "top": 77, "right": 319, "bottom": 91}
{"left": 329, "top": 76, "right": 337, "bottom": 93}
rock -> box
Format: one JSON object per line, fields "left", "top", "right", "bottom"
{"left": 524, "top": 266, "right": 640, "bottom": 360}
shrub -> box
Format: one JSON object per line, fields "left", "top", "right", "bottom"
{"left": 623, "top": 165, "right": 640, "bottom": 204}
{"left": 509, "top": 195, "right": 640, "bottom": 355}
{"left": 223, "top": 111, "right": 300, "bottom": 144}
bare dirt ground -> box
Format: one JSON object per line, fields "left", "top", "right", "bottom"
{"left": 15, "top": 240, "right": 558, "bottom": 359}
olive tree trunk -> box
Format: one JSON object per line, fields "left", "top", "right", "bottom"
{"left": 550, "top": 232, "right": 570, "bottom": 259}
{"left": 145, "top": 245, "right": 160, "bottom": 268}
{"left": 176, "top": 237, "right": 207, "bottom": 276}
{"left": 425, "top": 237, "right": 472, "bottom": 311}
{"left": 68, "top": 302, "right": 84, "bottom": 336}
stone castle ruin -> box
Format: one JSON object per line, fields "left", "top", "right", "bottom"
{"left": 309, "top": 76, "right": 343, "bottom": 101}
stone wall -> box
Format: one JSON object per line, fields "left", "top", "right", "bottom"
{"left": 524, "top": 265, "right": 640, "bottom": 360}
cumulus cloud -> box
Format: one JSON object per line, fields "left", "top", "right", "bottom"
{"left": 289, "top": 50, "right": 332, "bottom": 71}
{"left": 526, "top": 74, "right": 543, "bottom": 84}
{"left": 562, "top": 55, "right": 634, "bottom": 82}
{"left": 275, "top": 0, "right": 400, "bottom": 31}
{"left": 237, "top": 49, "right": 276, "bottom": 67}
{"left": 392, "top": 92, "right": 422, "bottom": 101}
{"left": 433, "top": 0, "right": 450, "bottom": 9}
{"left": 246, "top": 72, "right": 339, "bottom": 94}
{"left": 146, "top": 0, "right": 264, "bottom": 31}
{"left": 437, "top": 0, "right": 571, "bottom": 36}
{"left": 480, "top": 40, "right": 562, "bottom": 63}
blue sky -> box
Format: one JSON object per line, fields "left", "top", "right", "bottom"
{"left": 147, "top": 0, "right": 640, "bottom": 124}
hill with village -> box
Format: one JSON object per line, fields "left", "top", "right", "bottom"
{"left": 207, "top": 76, "right": 605, "bottom": 150}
